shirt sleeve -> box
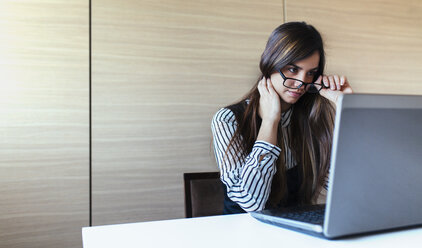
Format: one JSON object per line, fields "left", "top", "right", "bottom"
{"left": 211, "top": 108, "right": 281, "bottom": 212}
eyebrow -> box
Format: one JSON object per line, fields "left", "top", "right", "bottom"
{"left": 288, "top": 63, "right": 319, "bottom": 71}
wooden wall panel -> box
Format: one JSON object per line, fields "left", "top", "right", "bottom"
{"left": 92, "top": 0, "right": 283, "bottom": 224}
{"left": 0, "top": 1, "right": 89, "bottom": 247}
{"left": 285, "top": 0, "right": 422, "bottom": 95}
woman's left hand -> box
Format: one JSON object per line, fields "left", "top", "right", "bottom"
{"left": 315, "top": 75, "right": 353, "bottom": 104}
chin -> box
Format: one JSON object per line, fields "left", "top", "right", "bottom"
{"left": 286, "top": 99, "right": 299, "bottom": 105}
{"left": 282, "top": 91, "right": 304, "bottom": 103}
{"left": 282, "top": 96, "right": 302, "bottom": 105}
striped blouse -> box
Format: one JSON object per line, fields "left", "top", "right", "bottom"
{"left": 211, "top": 106, "right": 296, "bottom": 212}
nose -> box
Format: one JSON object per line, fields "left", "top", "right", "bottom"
{"left": 297, "top": 72, "right": 308, "bottom": 83}
{"left": 293, "top": 80, "right": 303, "bottom": 88}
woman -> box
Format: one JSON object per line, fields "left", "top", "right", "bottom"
{"left": 211, "top": 22, "right": 353, "bottom": 214}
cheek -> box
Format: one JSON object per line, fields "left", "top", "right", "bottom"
{"left": 269, "top": 76, "right": 284, "bottom": 91}
{"left": 272, "top": 81, "right": 287, "bottom": 96}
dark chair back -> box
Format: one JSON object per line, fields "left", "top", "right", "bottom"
{"left": 183, "top": 172, "right": 224, "bottom": 218}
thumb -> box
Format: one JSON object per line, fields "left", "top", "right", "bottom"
{"left": 314, "top": 75, "right": 325, "bottom": 87}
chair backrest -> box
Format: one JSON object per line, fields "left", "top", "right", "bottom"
{"left": 183, "top": 172, "right": 224, "bottom": 218}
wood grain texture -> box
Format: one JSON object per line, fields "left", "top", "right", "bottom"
{"left": 0, "top": 1, "right": 89, "bottom": 247}
{"left": 92, "top": 0, "right": 283, "bottom": 225}
{"left": 285, "top": 0, "right": 422, "bottom": 94}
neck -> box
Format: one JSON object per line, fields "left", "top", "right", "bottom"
{"left": 281, "top": 101, "right": 292, "bottom": 113}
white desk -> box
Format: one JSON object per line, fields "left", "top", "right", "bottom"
{"left": 82, "top": 213, "right": 422, "bottom": 248}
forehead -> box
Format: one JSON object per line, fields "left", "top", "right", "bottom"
{"left": 291, "top": 51, "right": 320, "bottom": 69}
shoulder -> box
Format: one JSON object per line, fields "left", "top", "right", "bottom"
{"left": 212, "top": 101, "right": 249, "bottom": 128}
{"left": 213, "top": 100, "right": 248, "bottom": 123}
{"left": 212, "top": 108, "right": 236, "bottom": 124}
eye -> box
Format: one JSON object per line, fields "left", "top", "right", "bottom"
{"left": 307, "top": 71, "right": 317, "bottom": 76}
{"left": 288, "top": 67, "right": 298, "bottom": 73}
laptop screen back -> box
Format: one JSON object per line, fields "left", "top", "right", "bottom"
{"left": 324, "top": 94, "right": 422, "bottom": 238}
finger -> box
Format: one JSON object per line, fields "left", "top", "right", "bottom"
{"left": 258, "top": 77, "right": 269, "bottom": 95}
{"left": 340, "top": 76, "right": 346, "bottom": 86}
{"left": 322, "top": 75, "right": 329, "bottom": 87}
{"left": 328, "top": 75, "right": 336, "bottom": 90}
{"left": 334, "top": 75, "right": 341, "bottom": 91}
{"left": 340, "top": 76, "right": 351, "bottom": 91}
{"left": 259, "top": 77, "right": 266, "bottom": 85}
{"left": 342, "top": 78, "right": 353, "bottom": 94}
{"left": 314, "top": 75, "right": 323, "bottom": 86}
{"left": 343, "top": 86, "right": 353, "bottom": 94}
{"left": 266, "top": 78, "right": 276, "bottom": 94}
{"left": 257, "top": 78, "right": 266, "bottom": 95}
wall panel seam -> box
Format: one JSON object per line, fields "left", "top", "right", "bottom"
{"left": 89, "top": 0, "right": 93, "bottom": 227}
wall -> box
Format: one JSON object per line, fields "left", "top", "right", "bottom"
{"left": 0, "top": 0, "right": 89, "bottom": 247}
{"left": 91, "top": 0, "right": 283, "bottom": 225}
{"left": 286, "top": 0, "right": 422, "bottom": 95}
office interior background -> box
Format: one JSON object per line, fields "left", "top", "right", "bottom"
{"left": 1, "top": 0, "right": 421, "bottom": 247}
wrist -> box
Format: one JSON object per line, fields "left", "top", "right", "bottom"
{"left": 257, "top": 119, "right": 279, "bottom": 145}
{"left": 261, "top": 115, "right": 280, "bottom": 125}
{"left": 261, "top": 118, "right": 279, "bottom": 127}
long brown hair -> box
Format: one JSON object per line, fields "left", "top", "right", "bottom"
{"left": 225, "top": 22, "right": 335, "bottom": 207}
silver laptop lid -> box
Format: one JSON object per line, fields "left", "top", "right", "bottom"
{"left": 324, "top": 94, "right": 422, "bottom": 238}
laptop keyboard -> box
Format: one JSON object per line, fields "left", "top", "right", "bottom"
{"left": 265, "top": 204, "right": 326, "bottom": 225}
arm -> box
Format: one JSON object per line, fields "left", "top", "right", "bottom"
{"left": 315, "top": 74, "right": 352, "bottom": 203}
{"left": 211, "top": 108, "right": 281, "bottom": 212}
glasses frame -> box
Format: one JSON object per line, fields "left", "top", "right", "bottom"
{"left": 278, "top": 69, "right": 328, "bottom": 93}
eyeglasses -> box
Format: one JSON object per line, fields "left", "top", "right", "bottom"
{"left": 278, "top": 69, "right": 327, "bottom": 94}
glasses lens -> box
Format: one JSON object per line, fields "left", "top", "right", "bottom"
{"left": 283, "top": 79, "right": 302, "bottom": 89}
{"left": 283, "top": 78, "right": 323, "bottom": 93}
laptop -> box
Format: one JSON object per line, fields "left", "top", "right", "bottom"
{"left": 251, "top": 93, "right": 422, "bottom": 239}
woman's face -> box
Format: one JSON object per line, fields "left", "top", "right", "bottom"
{"left": 270, "top": 51, "right": 320, "bottom": 107}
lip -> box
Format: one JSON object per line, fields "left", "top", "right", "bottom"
{"left": 287, "top": 90, "right": 303, "bottom": 98}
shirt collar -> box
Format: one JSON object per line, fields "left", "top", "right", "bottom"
{"left": 281, "top": 107, "right": 293, "bottom": 127}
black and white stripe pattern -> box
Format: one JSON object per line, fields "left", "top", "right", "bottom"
{"left": 211, "top": 107, "right": 295, "bottom": 212}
